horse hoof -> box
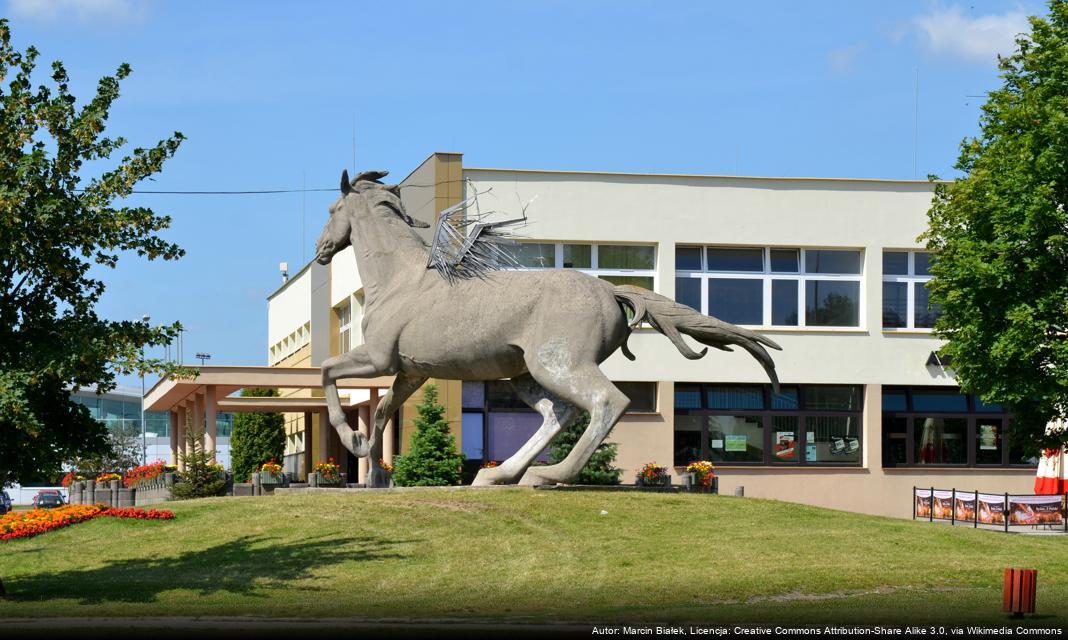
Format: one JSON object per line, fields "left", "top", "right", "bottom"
{"left": 472, "top": 467, "right": 516, "bottom": 486}
{"left": 351, "top": 433, "right": 369, "bottom": 458}
{"left": 518, "top": 467, "right": 558, "bottom": 487}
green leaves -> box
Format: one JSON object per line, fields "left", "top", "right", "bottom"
{"left": 923, "top": 1, "right": 1068, "bottom": 454}
{"left": 0, "top": 19, "right": 186, "bottom": 485}
{"left": 230, "top": 388, "right": 285, "bottom": 484}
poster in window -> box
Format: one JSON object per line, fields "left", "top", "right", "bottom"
{"left": 774, "top": 432, "right": 796, "bottom": 460}
{"left": 724, "top": 435, "right": 747, "bottom": 452}
{"left": 1008, "top": 495, "right": 1065, "bottom": 526}
{"left": 979, "top": 424, "right": 999, "bottom": 451}
{"left": 977, "top": 493, "right": 1006, "bottom": 525}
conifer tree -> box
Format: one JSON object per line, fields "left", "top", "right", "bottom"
{"left": 549, "top": 411, "right": 622, "bottom": 485}
{"left": 392, "top": 384, "right": 465, "bottom": 486}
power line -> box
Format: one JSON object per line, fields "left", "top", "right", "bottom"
{"left": 71, "top": 179, "right": 457, "bottom": 196}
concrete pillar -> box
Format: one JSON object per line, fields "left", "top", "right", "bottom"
{"left": 194, "top": 391, "right": 205, "bottom": 452}
{"left": 169, "top": 410, "right": 179, "bottom": 466}
{"left": 303, "top": 411, "right": 314, "bottom": 480}
{"left": 317, "top": 408, "right": 329, "bottom": 465}
{"left": 177, "top": 403, "right": 188, "bottom": 470}
{"left": 367, "top": 390, "right": 383, "bottom": 469}
{"left": 205, "top": 385, "right": 218, "bottom": 455}
{"left": 383, "top": 405, "right": 395, "bottom": 464}
{"left": 863, "top": 384, "right": 882, "bottom": 471}
{"left": 357, "top": 404, "right": 371, "bottom": 484}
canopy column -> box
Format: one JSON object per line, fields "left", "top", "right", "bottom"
{"left": 204, "top": 384, "right": 218, "bottom": 455}
{"left": 193, "top": 391, "right": 205, "bottom": 452}
{"left": 357, "top": 404, "right": 371, "bottom": 483}
{"left": 177, "top": 402, "right": 189, "bottom": 470}
{"left": 169, "top": 410, "right": 179, "bottom": 466}
{"left": 317, "top": 408, "right": 329, "bottom": 466}
{"left": 303, "top": 411, "right": 313, "bottom": 480}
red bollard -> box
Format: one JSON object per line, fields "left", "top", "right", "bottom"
{"left": 1003, "top": 568, "right": 1037, "bottom": 616}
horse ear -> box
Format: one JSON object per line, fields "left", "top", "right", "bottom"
{"left": 341, "top": 170, "right": 352, "bottom": 195}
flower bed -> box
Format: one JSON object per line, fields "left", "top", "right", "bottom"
{"left": 636, "top": 462, "right": 670, "bottom": 486}
{"left": 314, "top": 457, "right": 341, "bottom": 485}
{"left": 124, "top": 460, "right": 177, "bottom": 488}
{"left": 686, "top": 460, "right": 716, "bottom": 487}
{"left": 0, "top": 505, "right": 175, "bottom": 541}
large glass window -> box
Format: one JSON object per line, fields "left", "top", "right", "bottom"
{"left": 515, "top": 241, "right": 656, "bottom": 291}
{"left": 881, "top": 386, "right": 1027, "bottom": 468}
{"left": 674, "top": 383, "right": 862, "bottom": 466}
{"left": 882, "top": 251, "right": 942, "bottom": 329}
{"left": 463, "top": 380, "right": 658, "bottom": 462}
{"left": 676, "top": 246, "right": 863, "bottom": 328}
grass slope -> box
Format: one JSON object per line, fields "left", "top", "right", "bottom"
{"left": 0, "top": 489, "right": 1064, "bottom": 626}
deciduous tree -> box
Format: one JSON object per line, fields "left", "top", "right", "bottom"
{"left": 924, "top": 1, "right": 1068, "bottom": 452}
{"left": 0, "top": 18, "right": 187, "bottom": 487}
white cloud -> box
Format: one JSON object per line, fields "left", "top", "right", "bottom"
{"left": 7, "top": 0, "right": 148, "bottom": 26}
{"left": 828, "top": 42, "right": 867, "bottom": 73}
{"left": 912, "top": 5, "right": 1030, "bottom": 63}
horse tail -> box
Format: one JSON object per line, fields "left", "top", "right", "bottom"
{"left": 612, "top": 285, "right": 782, "bottom": 391}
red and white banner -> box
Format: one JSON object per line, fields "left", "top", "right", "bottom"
{"left": 1035, "top": 420, "right": 1067, "bottom": 495}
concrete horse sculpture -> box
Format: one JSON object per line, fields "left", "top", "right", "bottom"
{"left": 316, "top": 170, "right": 782, "bottom": 487}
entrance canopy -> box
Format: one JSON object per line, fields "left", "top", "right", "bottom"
{"left": 144, "top": 365, "right": 393, "bottom": 413}
{"left": 144, "top": 365, "right": 394, "bottom": 470}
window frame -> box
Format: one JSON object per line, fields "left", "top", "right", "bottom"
{"left": 881, "top": 386, "right": 1027, "bottom": 468}
{"left": 673, "top": 383, "right": 864, "bottom": 467}
{"left": 882, "top": 250, "right": 939, "bottom": 331}
{"left": 676, "top": 246, "right": 864, "bottom": 329}
{"left": 515, "top": 241, "right": 658, "bottom": 291}
{"left": 336, "top": 303, "right": 352, "bottom": 354}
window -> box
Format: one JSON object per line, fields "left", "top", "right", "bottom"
{"left": 676, "top": 246, "right": 862, "bottom": 328}
{"left": 883, "top": 250, "right": 942, "bottom": 329}
{"left": 462, "top": 380, "right": 658, "bottom": 461}
{"left": 674, "top": 383, "right": 862, "bottom": 466}
{"left": 881, "top": 386, "right": 1029, "bottom": 468}
{"left": 336, "top": 303, "right": 352, "bottom": 354}
{"left": 515, "top": 242, "right": 656, "bottom": 291}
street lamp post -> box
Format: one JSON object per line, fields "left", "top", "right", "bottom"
{"left": 141, "top": 313, "right": 150, "bottom": 465}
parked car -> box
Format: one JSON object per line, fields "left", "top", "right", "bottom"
{"left": 0, "top": 490, "right": 12, "bottom": 515}
{"left": 33, "top": 490, "right": 64, "bottom": 509}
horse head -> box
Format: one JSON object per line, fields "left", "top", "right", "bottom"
{"left": 315, "top": 169, "right": 429, "bottom": 265}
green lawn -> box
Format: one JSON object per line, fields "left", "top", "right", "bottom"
{"left": 0, "top": 489, "right": 1064, "bottom": 626}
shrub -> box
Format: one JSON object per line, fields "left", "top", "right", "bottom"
{"left": 392, "top": 385, "right": 464, "bottom": 486}
{"left": 549, "top": 411, "right": 622, "bottom": 485}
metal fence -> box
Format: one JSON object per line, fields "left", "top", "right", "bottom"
{"left": 913, "top": 486, "right": 1067, "bottom": 532}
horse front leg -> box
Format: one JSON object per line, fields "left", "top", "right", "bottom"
{"left": 365, "top": 373, "right": 427, "bottom": 487}
{"left": 321, "top": 345, "right": 388, "bottom": 458}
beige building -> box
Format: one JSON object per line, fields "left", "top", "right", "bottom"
{"left": 266, "top": 152, "right": 1037, "bottom": 518}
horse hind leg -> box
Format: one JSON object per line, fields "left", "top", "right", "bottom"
{"left": 472, "top": 373, "right": 579, "bottom": 486}
{"left": 518, "top": 362, "right": 629, "bottom": 487}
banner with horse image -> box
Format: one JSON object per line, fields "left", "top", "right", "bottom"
{"left": 977, "top": 493, "right": 1007, "bottom": 525}
{"left": 953, "top": 494, "right": 976, "bottom": 521}
{"left": 1008, "top": 495, "right": 1065, "bottom": 526}
{"left": 932, "top": 490, "right": 954, "bottom": 520}
{"left": 914, "top": 488, "right": 932, "bottom": 518}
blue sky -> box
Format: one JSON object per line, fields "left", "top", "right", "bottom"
{"left": 4, "top": 0, "right": 1044, "bottom": 388}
